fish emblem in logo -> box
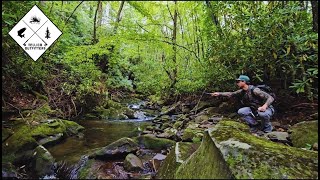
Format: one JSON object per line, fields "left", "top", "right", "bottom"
{"left": 17, "top": 27, "right": 26, "bottom": 38}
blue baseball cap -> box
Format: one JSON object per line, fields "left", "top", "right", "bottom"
{"left": 236, "top": 75, "right": 250, "bottom": 82}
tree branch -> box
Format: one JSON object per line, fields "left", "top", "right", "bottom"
{"left": 133, "top": 37, "right": 200, "bottom": 61}
{"left": 166, "top": 2, "right": 174, "bottom": 21}
{"left": 113, "top": 1, "right": 125, "bottom": 34}
{"left": 62, "top": 1, "right": 84, "bottom": 31}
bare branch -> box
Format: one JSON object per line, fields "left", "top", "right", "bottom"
{"left": 167, "top": 2, "right": 174, "bottom": 21}
{"left": 62, "top": 1, "right": 84, "bottom": 31}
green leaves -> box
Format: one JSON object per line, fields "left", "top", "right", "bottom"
{"left": 2, "top": 1, "right": 317, "bottom": 106}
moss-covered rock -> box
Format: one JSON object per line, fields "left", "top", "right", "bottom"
{"left": 160, "top": 102, "right": 181, "bottom": 115}
{"left": 88, "top": 137, "right": 139, "bottom": 160}
{"left": 173, "top": 121, "right": 183, "bottom": 129}
{"left": 289, "top": 120, "right": 318, "bottom": 148}
{"left": 123, "top": 107, "right": 136, "bottom": 119}
{"left": 2, "top": 119, "right": 84, "bottom": 164}
{"left": 137, "top": 134, "right": 175, "bottom": 150}
{"left": 175, "top": 131, "right": 234, "bottom": 179}
{"left": 93, "top": 99, "right": 133, "bottom": 120}
{"left": 160, "top": 122, "right": 171, "bottom": 130}
{"left": 124, "top": 153, "right": 144, "bottom": 171}
{"left": 159, "top": 115, "right": 171, "bottom": 122}
{"left": 156, "top": 142, "right": 200, "bottom": 179}
{"left": 174, "top": 120, "right": 318, "bottom": 179}
{"left": 176, "top": 114, "right": 189, "bottom": 122}
{"left": 194, "top": 114, "right": 210, "bottom": 123}
{"left": 32, "top": 145, "right": 55, "bottom": 178}
{"left": 181, "top": 123, "right": 203, "bottom": 143}
{"left": 97, "top": 107, "right": 128, "bottom": 120}
{"left": 77, "top": 158, "right": 95, "bottom": 179}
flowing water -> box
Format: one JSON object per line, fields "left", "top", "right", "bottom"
{"left": 47, "top": 102, "right": 155, "bottom": 165}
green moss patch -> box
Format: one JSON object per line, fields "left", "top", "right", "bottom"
{"left": 181, "top": 123, "right": 203, "bottom": 142}
{"left": 3, "top": 119, "right": 84, "bottom": 161}
{"left": 208, "top": 120, "right": 318, "bottom": 179}
{"left": 290, "top": 120, "right": 318, "bottom": 148}
{"left": 156, "top": 142, "right": 199, "bottom": 179}
{"left": 175, "top": 132, "right": 234, "bottom": 179}
{"left": 137, "top": 134, "right": 175, "bottom": 150}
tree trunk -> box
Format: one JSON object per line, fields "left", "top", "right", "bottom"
{"left": 93, "top": 1, "right": 100, "bottom": 44}
{"left": 311, "top": 1, "right": 318, "bottom": 32}
{"left": 205, "top": 1, "right": 223, "bottom": 36}
{"left": 97, "top": 1, "right": 103, "bottom": 27}
{"left": 170, "top": 1, "right": 178, "bottom": 91}
{"left": 113, "top": 1, "right": 125, "bottom": 34}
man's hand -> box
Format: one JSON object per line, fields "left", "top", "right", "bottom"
{"left": 258, "top": 104, "right": 268, "bottom": 112}
{"left": 211, "top": 92, "right": 220, "bottom": 97}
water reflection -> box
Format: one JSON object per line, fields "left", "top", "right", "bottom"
{"left": 47, "top": 120, "right": 151, "bottom": 164}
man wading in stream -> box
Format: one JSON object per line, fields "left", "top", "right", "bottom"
{"left": 210, "top": 75, "right": 275, "bottom": 134}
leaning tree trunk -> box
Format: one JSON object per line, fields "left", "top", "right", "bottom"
{"left": 113, "top": 1, "right": 125, "bottom": 34}
{"left": 311, "top": 1, "right": 318, "bottom": 32}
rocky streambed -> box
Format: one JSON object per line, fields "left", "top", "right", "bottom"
{"left": 2, "top": 98, "right": 318, "bottom": 179}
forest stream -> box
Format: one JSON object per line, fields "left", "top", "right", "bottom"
{"left": 2, "top": 1, "right": 318, "bottom": 179}
{"left": 47, "top": 102, "right": 154, "bottom": 165}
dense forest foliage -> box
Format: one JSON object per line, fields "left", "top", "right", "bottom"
{"left": 2, "top": 1, "right": 318, "bottom": 119}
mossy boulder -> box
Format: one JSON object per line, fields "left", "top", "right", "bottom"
{"left": 137, "top": 134, "right": 175, "bottom": 150}
{"left": 173, "top": 120, "right": 318, "bottom": 179}
{"left": 194, "top": 114, "right": 210, "bottom": 123}
{"left": 88, "top": 137, "right": 139, "bottom": 160}
{"left": 289, "top": 120, "right": 318, "bottom": 148}
{"left": 156, "top": 142, "right": 200, "bottom": 179}
{"left": 94, "top": 100, "right": 131, "bottom": 120}
{"left": 97, "top": 107, "right": 128, "bottom": 120}
{"left": 181, "top": 123, "right": 203, "bottom": 143}
{"left": 31, "top": 145, "right": 55, "bottom": 178}
{"left": 176, "top": 114, "right": 189, "bottom": 122}
{"left": 124, "top": 153, "right": 144, "bottom": 171}
{"left": 77, "top": 158, "right": 96, "bottom": 179}
{"left": 3, "top": 119, "right": 84, "bottom": 157}
{"left": 173, "top": 121, "right": 183, "bottom": 129}
{"left": 175, "top": 131, "right": 234, "bottom": 179}
{"left": 123, "top": 107, "right": 136, "bottom": 119}
{"left": 160, "top": 122, "right": 171, "bottom": 130}
{"left": 159, "top": 115, "right": 171, "bottom": 122}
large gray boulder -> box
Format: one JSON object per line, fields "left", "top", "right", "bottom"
{"left": 89, "top": 137, "right": 139, "bottom": 160}
{"left": 124, "top": 153, "right": 144, "bottom": 171}
{"left": 158, "top": 120, "right": 318, "bottom": 179}
{"left": 156, "top": 142, "right": 200, "bottom": 179}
